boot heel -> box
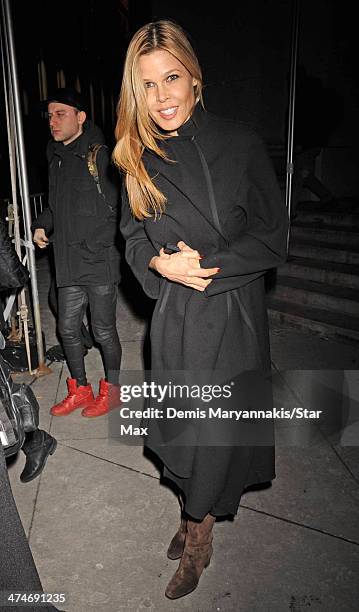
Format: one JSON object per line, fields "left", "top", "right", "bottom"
{"left": 49, "top": 439, "right": 57, "bottom": 455}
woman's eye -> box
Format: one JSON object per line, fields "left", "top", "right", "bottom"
{"left": 167, "top": 74, "right": 179, "bottom": 82}
{"left": 145, "top": 82, "right": 155, "bottom": 88}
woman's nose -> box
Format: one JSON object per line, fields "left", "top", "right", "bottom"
{"left": 156, "top": 84, "right": 169, "bottom": 103}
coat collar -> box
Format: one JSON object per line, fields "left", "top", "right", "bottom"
{"left": 155, "top": 102, "right": 208, "bottom": 140}
{"left": 143, "top": 107, "right": 227, "bottom": 243}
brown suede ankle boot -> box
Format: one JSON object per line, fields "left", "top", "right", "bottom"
{"left": 167, "top": 496, "right": 187, "bottom": 560}
{"left": 167, "top": 516, "right": 187, "bottom": 560}
{"left": 165, "top": 513, "right": 216, "bottom": 599}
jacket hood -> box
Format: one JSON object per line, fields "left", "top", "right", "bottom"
{"left": 79, "top": 119, "right": 106, "bottom": 149}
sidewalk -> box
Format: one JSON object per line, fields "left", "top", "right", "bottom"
{"left": 7, "top": 256, "right": 359, "bottom": 612}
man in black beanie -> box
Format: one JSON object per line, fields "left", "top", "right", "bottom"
{"left": 32, "top": 87, "right": 122, "bottom": 417}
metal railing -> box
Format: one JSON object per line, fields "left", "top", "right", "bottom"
{"left": 2, "top": 192, "right": 48, "bottom": 236}
{"left": 1, "top": 191, "right": 49, "bottom": 373}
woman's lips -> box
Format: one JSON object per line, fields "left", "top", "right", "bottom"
{"left": 158, "top": 106, "right": 178, "bottom": 120}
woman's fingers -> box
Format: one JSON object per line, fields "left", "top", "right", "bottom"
{"left": 180, "top": 250, "right": 201, "bottom": 259}
{"left": 187, "top": 266, "right": 219, "bottom": 278}
{"left": 177, "top": 240, "right": 190, "bottom": 250}
{"left": 155, "top": 245, "right": 219, "bottom": 287}
{"left": 177, "top": 241, "right": 201, "bottom": 258}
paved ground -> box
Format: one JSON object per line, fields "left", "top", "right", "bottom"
{"left": 6, "top": 255, "right": 359, "bottom": 612}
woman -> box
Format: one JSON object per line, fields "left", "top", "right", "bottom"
{"left": 114, "top": 19, "right": 288, "bottom": 599}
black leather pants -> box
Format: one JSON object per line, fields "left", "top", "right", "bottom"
{"left": 58, "top": 284, "right": 122, "bottom": 386}
{"left": 48, "top": 275, "right": 94, "bottom": 349}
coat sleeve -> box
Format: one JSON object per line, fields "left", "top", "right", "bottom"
{"left": 31, "top": 207, "right": 54, "bottom": 235}
{"left": 31, "top": 141, "right": 54, "bottom": 235}
{"left": 120, "top": 185, "right": 161, "bottom": 300}
{"left": 201, "top": 134, "right": 288, "bottom": 297}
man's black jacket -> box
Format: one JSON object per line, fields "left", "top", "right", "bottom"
{"left": 32, "top": 121, "right": 121, "bottom": 287}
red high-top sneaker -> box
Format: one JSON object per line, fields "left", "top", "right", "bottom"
{"left": 50, "top": 378, "right": 94, "bottom": 416}
{"left": 81, "top": 379, "right": 122, "bottom": 418}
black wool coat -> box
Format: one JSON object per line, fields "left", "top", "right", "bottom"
{"left": 120, "top": 106, "right": 288, "bottom": 479}
{"left": 32, "top": 121, "right": 121, "bottom": 287}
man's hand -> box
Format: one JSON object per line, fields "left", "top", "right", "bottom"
{"left": 33, "top": 228, "right": 49, "bottom": 249}
{"left": 149, "top": 240, "right": 219, "bottom": 292}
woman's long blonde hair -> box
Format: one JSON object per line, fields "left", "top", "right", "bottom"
{"left": 113, "top": 19, "right": 203, "bottom": 220}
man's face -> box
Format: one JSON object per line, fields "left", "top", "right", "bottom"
{"left": 47, "top": 102, "right": 86, "bottom": 145}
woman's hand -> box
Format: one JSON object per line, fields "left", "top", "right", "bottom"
{"left": 149, "top": 241, "right": 219, "bottom": 292}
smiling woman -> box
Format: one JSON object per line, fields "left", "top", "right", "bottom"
{"left": 139, "top": 50, "right": 198, "bottom": 134}
{"left": 113, "top": 18, "right": 288, "bottom": 600}
{"left": 114, "top": 19, "right": 204, "bottom": 220}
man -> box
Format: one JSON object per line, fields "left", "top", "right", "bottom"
{"left": 32, "top": 87, "right": 122, "bottom": 417}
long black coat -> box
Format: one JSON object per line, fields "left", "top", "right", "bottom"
{"left": 32, "top": 121, "right": 121, "bottom": 287}
{"left": 121, "top": 106, "right": 288, "bottom": 479}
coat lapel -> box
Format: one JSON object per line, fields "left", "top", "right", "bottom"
{"left": 145, "top": 143, "right": 228, "bottom": 243}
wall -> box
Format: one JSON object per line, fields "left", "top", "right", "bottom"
{"left": 148, "top": 0, "right": 358, "bottom": 198}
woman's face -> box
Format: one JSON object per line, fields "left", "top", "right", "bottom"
{"left": 138, "top": 49, "right": 198, "bottom": 135}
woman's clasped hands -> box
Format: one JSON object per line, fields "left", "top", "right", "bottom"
{"left": 150, "top": 240, "right": 219, "bottom": 291}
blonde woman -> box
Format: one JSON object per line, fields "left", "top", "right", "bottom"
{"left": 114, "top": 19, "right": 288, "bottom": 599}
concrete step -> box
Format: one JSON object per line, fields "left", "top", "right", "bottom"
{"left": 291, "top": 223, "right": 359, "bottom": 248}
{"left": 290, "top": 241, "right": 359, "bottom": 265}
{"left": 269, "top": 276, "right": 359, "bottom": 316}
{"left": 294, "top": 210, "right": 359, "bottom": 229}
{"left": 267, "top": 298, "right": 359, "bottom": 343}
{"left": 278, "top": 257, "right": 359, "bottom": 290}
